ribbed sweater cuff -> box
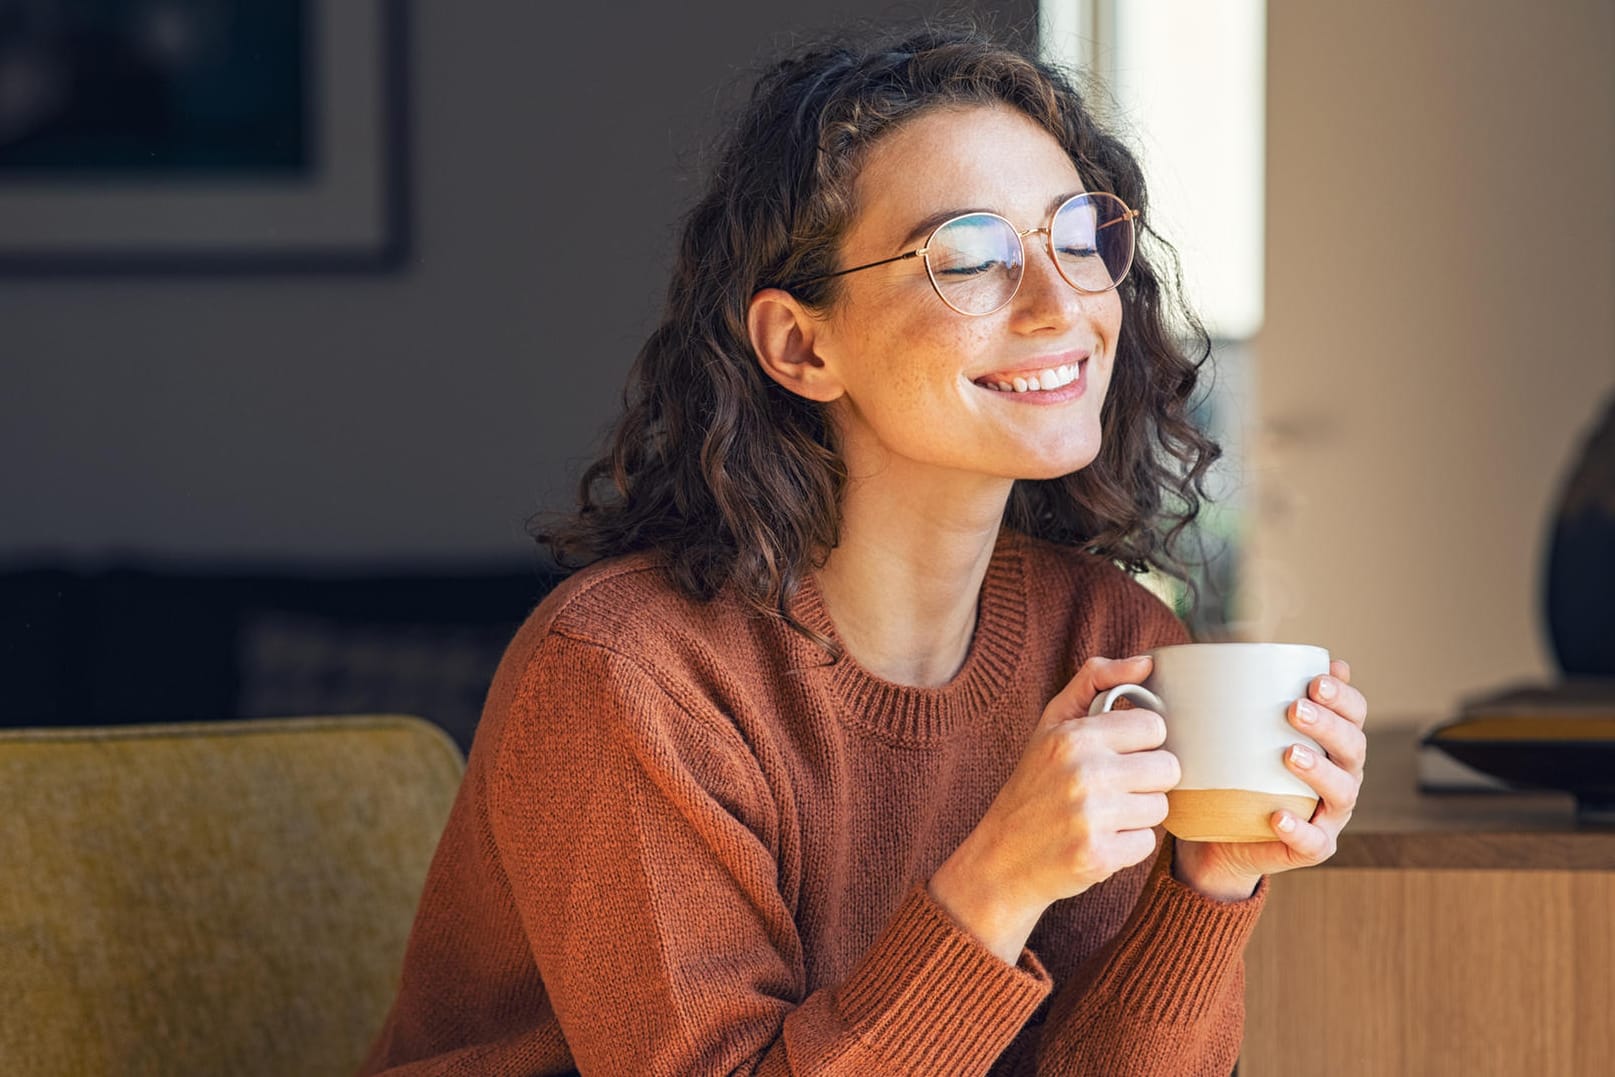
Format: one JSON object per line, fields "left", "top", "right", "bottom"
{"left": 836, "top": 884, "right": 1052, "bottom": 1071}
{"left": 1088, "top": 838, "right": 1268, "bottom": 1025}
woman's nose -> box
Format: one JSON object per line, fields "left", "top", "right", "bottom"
{"left": 1010, "top": 231, "right": 1089, "bottom": 326}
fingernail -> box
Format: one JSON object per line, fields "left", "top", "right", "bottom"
{"left": 1275, "top": 813, "right": 1296, "bottom": 834}
{"left": 1289, "top": 744, "right": 1316, "bottom": 769}
{"left": 1295, "top": 699, "right": 1318, "bottom": 725}
{"left": 1317, "top": 678, "right": 1337, "bottom": 701}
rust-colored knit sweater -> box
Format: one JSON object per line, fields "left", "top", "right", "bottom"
{"left": 359, "top": 528, "right": 1267, "bottom": 1076}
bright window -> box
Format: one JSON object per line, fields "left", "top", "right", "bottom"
{"left": 1039, "top": 0, "right": 1266, "bottom": 339}
{"left": 1040, "top": 0, "right": 1267, "bottom": 637}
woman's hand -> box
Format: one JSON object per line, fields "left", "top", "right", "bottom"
{"left": 928, "top": 655, "right": 1180, "bottom": 964}
{"left": 1171, "top": 659, "right": 1369, "bottom": 901}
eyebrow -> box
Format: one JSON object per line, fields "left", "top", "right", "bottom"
{"left": 894, "top": 189, "right": 1088, "bottom": 251}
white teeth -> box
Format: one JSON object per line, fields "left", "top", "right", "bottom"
{"left": 979, "top": 360, "right": 1085, "bottom": 393}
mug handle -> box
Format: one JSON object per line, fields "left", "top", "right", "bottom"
{"left": 1085, "top": 683, "right": 1166, "bottom": 718}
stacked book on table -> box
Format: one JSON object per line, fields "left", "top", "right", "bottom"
{"left": 1417, "top": 677, "right": 1615, "bottom": 793}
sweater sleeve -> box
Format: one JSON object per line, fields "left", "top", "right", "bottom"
{"left": 1013, "top": 834, "right": 1267, "bottom": 1076}
{"left": 486, "top": 631, "right": 1052, "bottom": 1076}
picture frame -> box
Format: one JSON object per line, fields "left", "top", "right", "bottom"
{"left": 0, "top": 0, "right": 410, "bottom": 274}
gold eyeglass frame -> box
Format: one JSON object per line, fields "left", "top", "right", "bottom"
{"left": 794, "top": 190, "right": 1140, "bottom": 316}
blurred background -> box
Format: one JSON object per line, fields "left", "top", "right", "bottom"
{"left": 1, "top": 0, "right": 1611, "bottom": 750}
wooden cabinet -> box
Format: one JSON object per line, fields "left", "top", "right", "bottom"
{"left": 1240, "top": 726, "right": 1615, "bottom": 1076}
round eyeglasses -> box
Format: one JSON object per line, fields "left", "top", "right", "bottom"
{"left": 795, "top": 191, "right": 1139, "bottom": 316}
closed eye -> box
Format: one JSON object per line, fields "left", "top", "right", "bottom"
{"left": 936, "top": 259, "right": 1008, "bottom": 278}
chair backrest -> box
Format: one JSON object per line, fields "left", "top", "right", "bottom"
{"left": 0, "top": 715, "right": 464, "bottom": 1077}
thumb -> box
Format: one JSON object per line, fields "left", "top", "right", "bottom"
{"left": 1041, "top": 654, "right": 1155, "bottom": 728}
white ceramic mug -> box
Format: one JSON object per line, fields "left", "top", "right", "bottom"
{"left": 1085, "top": 642, "right": 1330, "bottom": 842}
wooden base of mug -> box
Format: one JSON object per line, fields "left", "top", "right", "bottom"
{"left": 1165, "top": 789, "right": 1320, "bottom": 843}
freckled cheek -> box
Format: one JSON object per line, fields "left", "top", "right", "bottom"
{"left": 859, "top": 312, "right": 985, "bottom": 387}
{"left": 898, "top": 315, "right": 994, "bottom": 373}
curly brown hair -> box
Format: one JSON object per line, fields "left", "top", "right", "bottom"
{"left": 532, "top": 22, "right": 1225, "bottom": 654}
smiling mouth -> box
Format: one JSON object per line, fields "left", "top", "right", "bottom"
{"left": 972, "top": 359, "right": 1086, "bottom": 394}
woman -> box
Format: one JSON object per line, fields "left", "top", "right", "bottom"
{"left": 360, "top": 24, "right": 1369, "bottom": 1077}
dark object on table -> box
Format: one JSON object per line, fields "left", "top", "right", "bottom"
{"left": 1423, "top": 679, "right": 1615, "bottom": 825}
{"left": 1544, "top": 389, "right": 1615, "bottom": 676}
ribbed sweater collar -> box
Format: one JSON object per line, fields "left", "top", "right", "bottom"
{"left": 789, "top": 528, "right": 1029, "bottom": 744}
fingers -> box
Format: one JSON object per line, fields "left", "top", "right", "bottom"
{"left": 1044, "top": 655, "right": 1154, "bottom": 728}
{"left": 1122, "top": 747, "right": 1181, "bottom": 793}
{"left": 1269, "top": 808, "right": 1337, "bottom": 866}
{"left": 1065, "top": 743, "right": 1177, "bottom": 796}
{"left": 1258, "top": 658, "right": 1367, "bottom": 873}
{"left": 1068, "top": 708, "right": 1168, "bottom": 756}
{"left": 1310, "top": 668, "right": 1368, "bottom": 728}
{"left": 1111, "top": 791, "right": 1171, "bottom": 832}
{"left": 1283, "top": 742, "right": 1358, "bottom": 820}
{"left": 1102, "top": 825, "right": 1162, "bottom": 873}
{"left": 1289, "top": 696, "right": 1368, "bottom": 776}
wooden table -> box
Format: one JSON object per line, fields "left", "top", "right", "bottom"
{"left": 1240, "top": 724, "right": 1615, "bottom": 1076}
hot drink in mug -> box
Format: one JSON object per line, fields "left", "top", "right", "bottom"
{"left": 1086, "top": 642, "right": 1330, "bottom": 843}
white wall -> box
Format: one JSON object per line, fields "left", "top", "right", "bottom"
{"left": 1244, "top": 0, "right": 1615, "bottom": 725}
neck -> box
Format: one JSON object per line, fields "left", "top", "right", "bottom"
{"left": 813, "top": 462, "right": 1013, "bottom": 688}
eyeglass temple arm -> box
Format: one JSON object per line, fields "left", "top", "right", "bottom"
{"left": 1098, "top": 208, "right": 1140, "bottom": 231}
{"left": 799, "top": 249, "right": 922, "bottom": 285}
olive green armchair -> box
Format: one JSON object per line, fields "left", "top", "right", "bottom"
{"left": 0, "top": 715, "right": 464, "bottom": 1077}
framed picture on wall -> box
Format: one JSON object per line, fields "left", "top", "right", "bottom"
{"left": 0, "top": 0, "right": 409, "bottom": 273}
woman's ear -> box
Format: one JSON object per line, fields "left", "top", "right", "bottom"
{"left": 746, "top": 289, "right": 845, "bottom": 403}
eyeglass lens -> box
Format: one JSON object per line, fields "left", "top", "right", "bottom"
{"left": 923, "top": 193, "right": 1134, "bottom": 315}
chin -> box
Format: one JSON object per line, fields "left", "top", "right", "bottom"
{"left": 1011, "top": 463, "right": 1094, "bottom": 484}
{"left": 1016, "top": 444, "right": 1101, "bottom": 482}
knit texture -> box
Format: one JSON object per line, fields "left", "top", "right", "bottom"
{"left": 358, "top": 528, "right": 1267, "bottom": 1076}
